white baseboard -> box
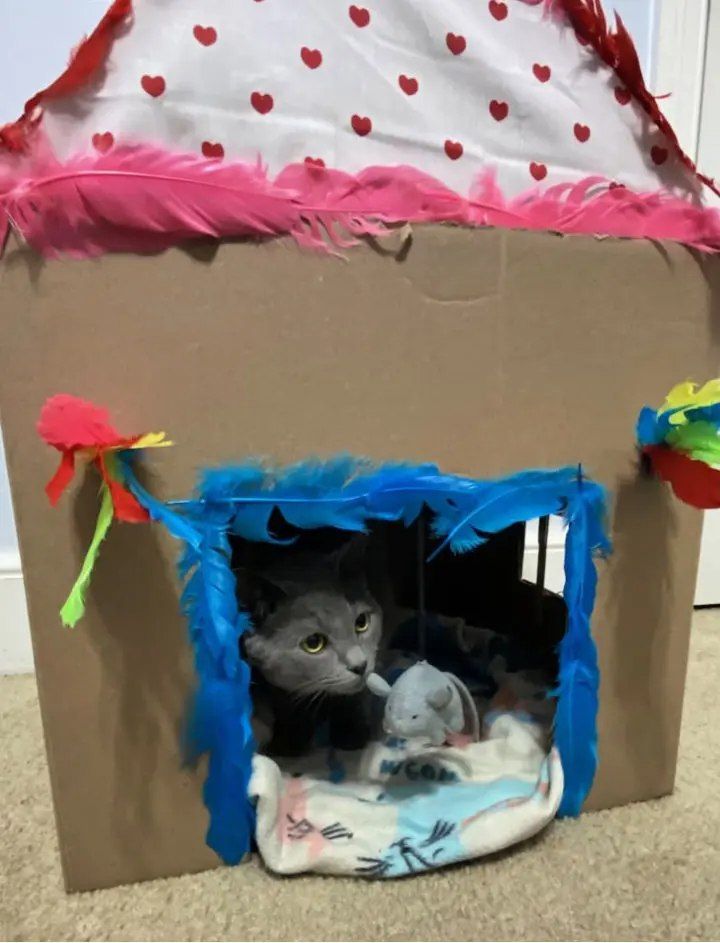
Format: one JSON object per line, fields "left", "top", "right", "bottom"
{"left": 0, "top": 555, "right": 33, "bottom": 674}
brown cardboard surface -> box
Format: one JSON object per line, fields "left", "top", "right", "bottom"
{"left": 1, "top": 228, "right": 718, "bottom": 891}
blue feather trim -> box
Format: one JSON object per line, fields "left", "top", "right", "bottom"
{"left": 180, "top": 518, "right": 256, "bottom": 861}
{"left": 427, "top": 468, "right": 578, "bottom": 561}
{"left": 120, "top": 456, "right": 202, "bottom": 551}
{"left": 186, "top": 673, "right": 256, "bottom": 865}
{"left": 556, "top": 478, "right": 610, "bottom": 817}
{"left": 124, "top": 453, "right": 610, "bottom": 860}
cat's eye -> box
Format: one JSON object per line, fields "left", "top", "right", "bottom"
{"left": 300, "top": 633, "right": 328, "bottom": 654}
{"left": 354, "top": 612, "right": 370, "bottom": 633}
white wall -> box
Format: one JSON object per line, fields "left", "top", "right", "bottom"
{"left": 0, "top": 0, "right": 671, "bottom": 670}
{"left": 613, "top": 0, "right": 661, "bottom": 83}
{"left": 0, "top": 432, "right": 33, "bottom": 672}
{"left": 1, "top": 3, "right": 108, "bottom": 561}
{"left": 1, "top": 2, "right": 106, "bottom": 671}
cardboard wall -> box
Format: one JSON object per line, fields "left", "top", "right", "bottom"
{"left": 1, "top": 228, "right": 718, "bottom": 890}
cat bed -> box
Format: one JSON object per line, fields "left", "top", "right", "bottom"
{"left": 252, "top": 713, "right": 562, "bottom": 878}
{"left": 252, "top": 638, "right": 562, "bottom": 877}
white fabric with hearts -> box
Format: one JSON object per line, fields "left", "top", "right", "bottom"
{"left": 41, "top": 0, "right": 697, "bottom": 199}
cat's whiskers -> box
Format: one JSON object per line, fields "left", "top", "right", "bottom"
{"left": 306, "top": 689, "right": 327, "bottom": 716}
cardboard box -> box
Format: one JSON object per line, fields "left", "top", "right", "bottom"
{"left": 1, "top": 227, "right": 717, "bottom": 891}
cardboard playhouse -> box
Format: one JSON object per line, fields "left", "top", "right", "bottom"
{"left": 2, "top": 0, "right": 720, "bottom": 892}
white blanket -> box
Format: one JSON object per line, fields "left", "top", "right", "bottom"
{"left": 250, "top": 712, "right": 563, "bottom": 877}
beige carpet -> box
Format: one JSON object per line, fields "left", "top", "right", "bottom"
{"left": 2, "top": 611, "right": 720, "bottom": 943}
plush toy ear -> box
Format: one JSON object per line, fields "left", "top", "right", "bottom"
{"left": 427, "top": 684, "right": 453, "bottom": 711}
{"left": 367, "top": 672, "right": 392, "bottom": 698}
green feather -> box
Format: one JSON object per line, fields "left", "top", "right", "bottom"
{"left": 667, "top": 421, "right": 720, "bottom": 466}
{"left": 60, "top": 484, "right": 114, "bottom": 627}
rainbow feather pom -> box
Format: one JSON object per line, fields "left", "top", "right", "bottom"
{"left": 38, "top": 394, "right": 172, "bottom": 625}
{"left": 637, "top": 379, "right": 720, "bottom": 509}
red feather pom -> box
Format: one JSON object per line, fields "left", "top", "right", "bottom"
{"left": 644, "top": 445, "right": 720, "bottom": 509}
{"left": 45, "top": 450, "right": 76, "bottom": 506}
{"left": 37, "top": 394, "right": 125, "bottom": 451}
{"left": 38, "top": 394, "right": 147, "bottom": 513}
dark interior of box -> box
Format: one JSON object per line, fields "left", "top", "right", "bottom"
{"left": 380, "top": 515, "right": 565, "bottom": 670}
{"left": 231, "top": 515, "right": 566, "bottom": 746}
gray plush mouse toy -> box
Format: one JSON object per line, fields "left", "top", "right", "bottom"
{"left": 367, "top": 660, "right": 479, "bottom": 746}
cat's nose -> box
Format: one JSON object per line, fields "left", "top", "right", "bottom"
{"left": 348, "top": 660, "right": 368, "bottom": 676}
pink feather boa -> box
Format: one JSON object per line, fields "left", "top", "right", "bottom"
{"left": 2, "top": 143, "right": 720, "bottom": 259}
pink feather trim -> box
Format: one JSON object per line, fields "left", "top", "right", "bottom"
{"left": 2, "top": 143, "right": 720, "bottom": 258}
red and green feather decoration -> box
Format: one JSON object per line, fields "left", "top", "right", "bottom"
{"left": 37, "top": 394, "right": 171, "bottom": 626}
{"left": 638, "top": 379, "right": 720, "bottom": 509}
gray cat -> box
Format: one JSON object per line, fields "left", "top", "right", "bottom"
{"left": 240, "top": 537, "right": 382, "bottom": 756}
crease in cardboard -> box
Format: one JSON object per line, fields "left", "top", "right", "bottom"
{"left": 399, "top": 227, "right": 506, "bottom": 304}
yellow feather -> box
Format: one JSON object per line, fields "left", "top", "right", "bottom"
{"left": 660, "top": 379, "right": 720, "bottom": 426}
{"left": 129, "top": 431, "right": 173, "bottom": 449}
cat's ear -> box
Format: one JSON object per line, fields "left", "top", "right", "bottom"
{"left": 334, "top": 534, "right": 370, "bottom": 600}
{"left": 334, "top": 534, "right": 369, "bottom": 578}
{"left": 243, "top": 631, "right": 269, "bottom": 664}
{"left": 256, "top": 568, "right": 308, "bottom": 597}
{"left": 235, "top": 567, "right": 287, "bottom": 622}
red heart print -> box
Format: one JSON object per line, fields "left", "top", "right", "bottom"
{"left": 398, "top": 74, "right": 419, "bottom": 95}
{"left": 489, "top": 100, "right": 509, "bottom": 122}
{"left": 489, "top": 1, "right": 508, "bottom": 21}
{"left": 446, "top": 32, "right": 466, "bottom": 55}
{"left": 91, "top": 131, "right": 114, "bottom": 154}
{"left": 351, "top": 114, "right": 372, "bottom": 136}
{"left": 444, "top": 140, "right": 463, "bottom": 160}
{"left": 193, "top": 25, "right": 217, "bottom": 46}
{"left": 530, "top": 162, "right": 547, "bottom": 181}
{"left": 349, "top": 5, "right": 370, "bottom": 27}
{"left": 251, "top": 91, "right": 274, "bottom": 114}
{"left": 533, "top": 63, "right": 551, "bottom": 83}
{"left": 651, "top": 145, "right": 668, "bottom": 166}
{"left": 304, "top": 157, "right": 326, "bottom": 167}
{"left": 574, "top": 123, "right": 591, "bottom": 143}
{"left": 201, "top": 141, "right": 224, "bottom": 159}
{"left": 141, "top": 75, "right": 165, "bottom": 98}
{"left": 615, "top": 86, "right": 631, "bottom": 106}
{"left": 301, "top": 47, "right": 323, "bottom": 69}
